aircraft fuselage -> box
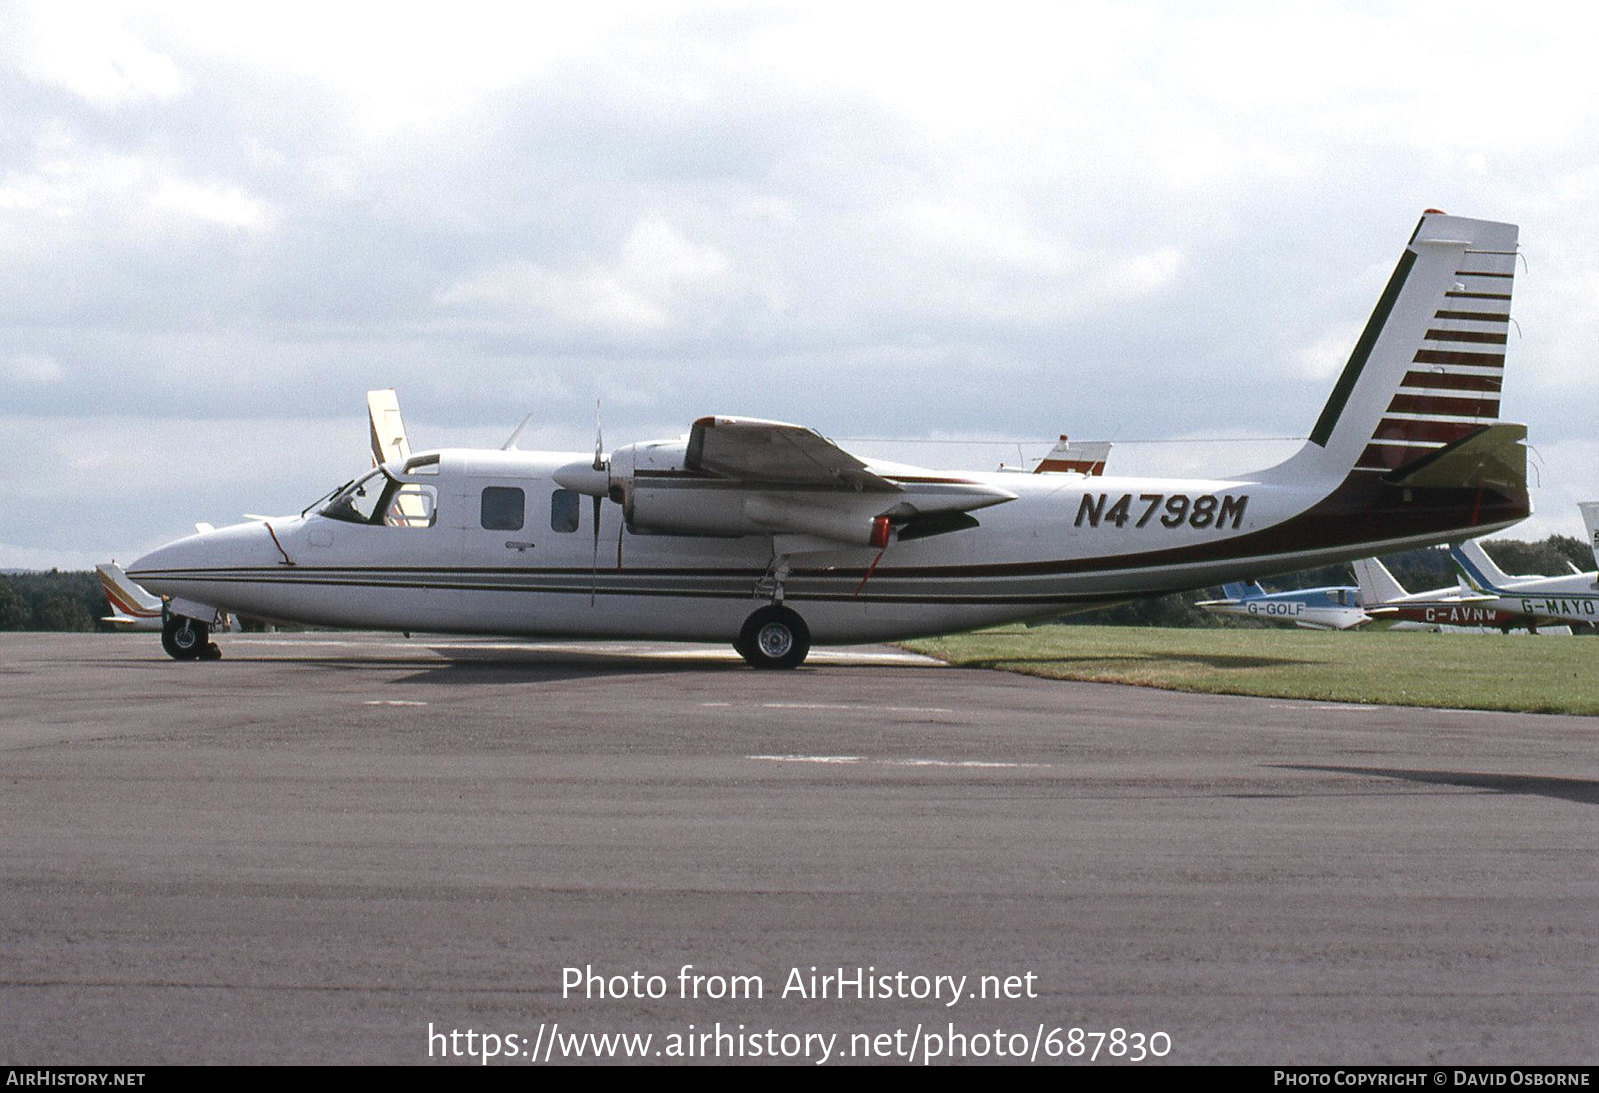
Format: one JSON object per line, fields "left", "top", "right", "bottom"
{"left": 129, "top": 445, "right": 1525, "bottom": 646}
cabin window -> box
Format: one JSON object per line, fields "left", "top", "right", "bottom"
{"left": 481, "top": 486, "right": 525, "bottom": 531}
{"left": 550, "top": 489, "right": 580, "bottom": 533}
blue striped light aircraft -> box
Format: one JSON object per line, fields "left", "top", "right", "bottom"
{"left": 1196, "top": 581, "right": 1369, "bottom": 630}
{"left": 129, "top": 212, "right": 1532, "bottom": 666}
{"left": 1448, "top": 513, "right": 1599, "bottom": 628}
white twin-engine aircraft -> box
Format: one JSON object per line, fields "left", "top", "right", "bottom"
{"left": 130, "top": 212, "right": 1531, "bottom": 666}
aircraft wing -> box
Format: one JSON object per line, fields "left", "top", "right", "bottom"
{"left": 685, "top": 417, "right": 900, "bottom": 492}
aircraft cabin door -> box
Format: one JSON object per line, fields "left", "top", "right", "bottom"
{"left": 462, "top": 481, "right": 540, "bottom": 569}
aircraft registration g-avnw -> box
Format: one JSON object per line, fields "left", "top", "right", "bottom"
{"left": 129, "top": 211, "right": 1531, "bottom": 666}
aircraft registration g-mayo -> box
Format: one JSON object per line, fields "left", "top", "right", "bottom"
{"left": 1447, "top": 511, "right": 1599, "bottom": 627}
{"left": 129, "top": 212, "right": 1531, "bottom": 666}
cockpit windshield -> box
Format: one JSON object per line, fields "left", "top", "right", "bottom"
{"left": 316, "top": 469, "right": 436, "bottom": 527}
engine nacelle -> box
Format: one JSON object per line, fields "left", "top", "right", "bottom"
{"left": 559, "top": 434, "right": 1012, "bottom": 547}
{"left": 626, "top": 485, "right": 895, "bottom": 546}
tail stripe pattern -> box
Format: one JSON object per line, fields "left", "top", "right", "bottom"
{"left": 1353, "top": 245, "right": 1517, "bottom": 473}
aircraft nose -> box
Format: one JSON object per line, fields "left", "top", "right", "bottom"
{"left": 127, "top": 538, "right": 192, "bottom": 583}
{"left": 127, "top": 521, "right": 287, "bottom": 590}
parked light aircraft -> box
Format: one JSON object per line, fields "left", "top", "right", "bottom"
{"left": 128, "top": 212, "right": 1532, "bottom": 665}
{"left": 98, "top": 562, "right": 238, "bottom": 650}
{"left": 1448, "top": 512, "right": 1599, "bottom": 627}
{"left": 1197, "top": 580, "right": 1368, "bottom": 629}
{"left": 97, "top": 563, "right": 164, "bottom": 630}
{"left": 1351, "top": 553, "right": 1550, "bottom": 632}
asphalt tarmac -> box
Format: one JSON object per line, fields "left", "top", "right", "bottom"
{"left": 0, "top": 632, "right": 1592, "bottom": 1065}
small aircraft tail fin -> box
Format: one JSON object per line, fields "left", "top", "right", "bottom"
{"left": 96, "top": 563, "right": 163, "bottom": 624}
{"left": 1219, "top": 581, "right": 1263, "bottom": 600}
{"left": 1285, "top": 213, "right": 1520, "bottom": 482}
{"left": 1450, "top": 539, "right": 1514, "bottom": 592}
{"left": 367, "top": 389, "right": 412, "bottom": 466}
{"left": 1033, "top": 436, "right": 1111, "bottom": 476}
{"left": 1351, "top": 556, "right": 1408, "bottom": 605}
{"left": 1580, "top": 501, "right": 1599, "bottom": 569}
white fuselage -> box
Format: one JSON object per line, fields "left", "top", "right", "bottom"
{"left": 1464, "top": 574, "right": 1599, "bottom": 626}
{"left": 128, "top": 445, "right": 1521, "bottom": 646}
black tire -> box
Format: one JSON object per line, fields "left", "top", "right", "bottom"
{"left": 736, "top": 605, "right": 811, "bottom": 669}
{"left": 161, "top": 617, "right": 210, "bottom": 661}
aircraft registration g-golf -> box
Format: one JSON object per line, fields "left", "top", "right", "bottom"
{"left": 1196, "top": 581, "right": 1369, "bottom": 630}
{"left": 129, "top": 211, "right": 1531, "bottom": 666}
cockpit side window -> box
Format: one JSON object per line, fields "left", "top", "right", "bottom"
{"left": 320, "top": 470, "right": 437, "bottom": 528}
{"left": 386, "top": 484, "right": 437, "bottom": 528}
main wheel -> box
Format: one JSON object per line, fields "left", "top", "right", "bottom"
{"left": 161, "top": 616, "right": 210, "bottom": 661}
{"left": 736, "top": 605, "right": 811, "bottom": 669}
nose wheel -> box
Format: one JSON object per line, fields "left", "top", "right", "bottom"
{"left": 735, "top": 605, "right": 811, "bottom": 669}
{"left": 161, "top": 616, "right": 219, "bottom": 661}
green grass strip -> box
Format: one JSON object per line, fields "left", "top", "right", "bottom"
{"left": 902, "top": 626, "right": 1597, "bottom": 716}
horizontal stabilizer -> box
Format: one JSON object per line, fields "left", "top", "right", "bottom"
{"left": 1384, "top": 422, "right": 1526, "bottom": 491}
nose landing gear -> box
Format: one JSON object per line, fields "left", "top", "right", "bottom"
{"left": 161, "top": 616, "right": 220, "bottom": 661}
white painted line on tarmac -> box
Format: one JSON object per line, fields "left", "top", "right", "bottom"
{"left": 716, "top": 702, "right": 954, "bottom": 714}
{"left": 1268, "top": 703, "right": 1380, "bottom": 712}
{"left": 748, "top": 754, "right": 866, "bottom": 764}
{"left": 747, "top": 754, "right": 1051, "bottom": 770}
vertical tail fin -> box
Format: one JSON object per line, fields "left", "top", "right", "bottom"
{"left": 367, "top": 389, "right": 412, "bottom": 466}
{"left": 97, "top": 563, "right": 164, "bottom": 624}
{"left": 1282, "top": 212, "right": 1519, "bottom": 481}
{"left": 1034, "top": 436, "right": 1111, "bottom": 475}
{"left": 1351, "top": 556, "right": 1408, "bottom": 604}
{"left": 1580, "top": 502, "right": 1599, "bottom": 570}
{"left": 1450, "top": 540, "right": 1514, "bottom": 592}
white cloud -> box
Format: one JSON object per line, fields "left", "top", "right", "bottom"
{"left": 0, "top": 352, "right": 64, "bottom": 384}
{"left": 1086, "top": 248, "right": 1184, "bottom": 302}
{"left": 6, "top": 2, "right": 187, "bottom": 107}
{"left": 1, "top": 1, "right": 1595, "bottom": 569}
{"left": 438, "top": 216, "right": 731, "bottom": 334}
{"left": 0, "top": 137, "right": 272, "bottom": 246}
{"left": 1294, "top": 322, "right": 1364, "bottom": 382}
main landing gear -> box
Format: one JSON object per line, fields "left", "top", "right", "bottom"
{"left": 161, "top": 616, "right": 221, "bottom": 661}
{"left": 735, "top": 604, "right": 811, "bottom": 669}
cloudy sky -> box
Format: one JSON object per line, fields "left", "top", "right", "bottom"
{"left": 3, "top": 0, "right": 1595, "bottom": 570}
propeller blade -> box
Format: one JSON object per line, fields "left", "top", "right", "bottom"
{"left": 590, "top": 494, "right": 602, "bottom": 606}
